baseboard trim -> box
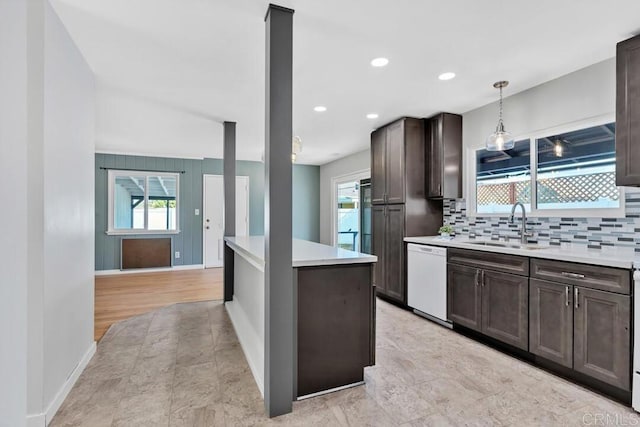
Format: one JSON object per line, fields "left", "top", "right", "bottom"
{"left": 44, "top": 341, "right": 96, "bottom": 425}
{"left": 95, "top": 264, "right": 205, "bottom": 276}
{"left": 26, "top": 413, "right": 45, "bottom": 427}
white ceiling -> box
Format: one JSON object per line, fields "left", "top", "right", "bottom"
{"left": 51, "top": 0, "right": 640, "bottom": 165}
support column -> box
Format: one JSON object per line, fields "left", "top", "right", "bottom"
{"left": 264, "top": 3, "right": 294, "bottom": 417}
{"left": 223, "top": 121, "right": 236, "bottom": 302}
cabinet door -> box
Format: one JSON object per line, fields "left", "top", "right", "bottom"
{"left": 616, "top": 35, "right": 640, "bottom": 186}
{"left": 574, "top": 287, "right": 631, "bottom": 391}
{"left": 371, "top": 128, "right": 387, "bottom": 204}
{"left": 385, "top": 120, "right": 405, "bottom": 204}
{"left": 427, "top": 115, "right": 443, "bottom": 198}
{"left": 384, "top": 204, "right": 406, "bottom": 303}
{"left": 371, "top": 206, "right": 386, "bottom": 293}
{"left": 481, "top": 270, "right": 529, "bottom": 350}
{"left": 529, "top": 279, "right": 573, "bottom": 368}
{"left": 447, "top": 263, "right": 481, "bottom": 331}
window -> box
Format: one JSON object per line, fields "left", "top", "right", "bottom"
{"left": 108, "top": 170, "right": 180, "bottom": 234}
{"left": 471, "top": 119, "right": 623, "bottom": 217}
{"left": 536, "top": 123, "right": 617, "bottom": 211}
{"left": 476, "top": 139, "right": 531, "bottom": 214}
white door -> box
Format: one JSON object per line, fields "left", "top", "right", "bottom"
{"left": 203, "top": 175, "right": 249, "bottom": 268}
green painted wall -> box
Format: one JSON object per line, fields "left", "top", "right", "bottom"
{"left": 293, "top": 165, "right": 320, "bottom": 241}
{"left": 95, "top": 153, "right": 320, "bottom": 270}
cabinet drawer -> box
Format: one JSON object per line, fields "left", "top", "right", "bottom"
{"left": 447, "top": 248, "right": 528, "bottom": 276}
{"left": 530, "top": 258, "right": 630, "bottom": 295}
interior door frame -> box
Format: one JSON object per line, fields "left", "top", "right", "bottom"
{"left": 202, "top": 174, "right": 250, "bottom": 268}
{"left": 330, "top": 168, "right": 370, "bottom": 247}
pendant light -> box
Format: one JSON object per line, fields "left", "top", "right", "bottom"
{"left": 486, "top": 81, "right": 514, "bottom": 151}
{"left": 291, "top": 136, "right": 302, "bottom": 163}
{"left": 259, "top": 136, "right": 303, "bottom": 163}
{"left": 553, "top": 138, "right": 564, "bottom": 157}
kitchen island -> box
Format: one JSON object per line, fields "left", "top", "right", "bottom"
{"left": 224, "top": 236, "right": 377, "bottom": 399}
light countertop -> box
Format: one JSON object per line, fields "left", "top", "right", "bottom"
{"left": 224, "top": 236, "right": 377, "bottom": 271}
{"left": 404, "top": 236, "right": 638, "bottom": 270}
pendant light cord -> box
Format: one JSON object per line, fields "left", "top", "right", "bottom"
{"left": 498, "top": 85, "right": 503, "bottom": 126}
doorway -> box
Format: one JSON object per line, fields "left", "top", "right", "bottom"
{"left": 331, "top": 170, "right": 370, "bottom": 251}
{"left": 203, "top": 175, "right": 249, "bottom": 268}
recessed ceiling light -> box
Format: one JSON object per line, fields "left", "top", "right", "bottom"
{"left": 366, "top": 113, "right": 379, "bottom": 119}
{"left": 314, "top": 106, "right": 327, "bottom": 112}
{"left": 370, "top": 57, "right": 389, "bottom": 67}
{"left": 438, "top": 72, "right": 456, "bottom": 81}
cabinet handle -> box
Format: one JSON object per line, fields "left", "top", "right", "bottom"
{"left": 474, "top": 270, "right": 480, "bottom": 287}
{"left": 574, "top": 287, "right": 579, "bottom": 309}
{"left": 565, "top": 286, "right": 570, "bottom": 307}
{"left": 562, "top": 272, "right": 586, "bottom": 280}
{"left": 481, "top": 270, "right": 485, "bottom": 287}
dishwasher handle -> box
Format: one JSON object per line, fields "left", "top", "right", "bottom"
{"left": 407, "top": 244, "right": 447, "bottom": 257}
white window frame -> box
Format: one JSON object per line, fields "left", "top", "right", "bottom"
{"left": 106, "top": 170, "right": 181, "bottom": 235}
{"left": 466, "top": 113, "right": 625, "bottom": 218}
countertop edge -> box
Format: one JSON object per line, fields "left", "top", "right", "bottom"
{"left": 404, "top": 236, "right": 635, "bottom": 270}
{"left": 225, "top": 236, "right": 377, "bottom": 268}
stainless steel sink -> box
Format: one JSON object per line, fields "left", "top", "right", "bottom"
{"left": 467, "top": 241, "right": 549, "bottom": 250}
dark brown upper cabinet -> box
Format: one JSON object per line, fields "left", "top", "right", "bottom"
{"left": 371, "top": 119, "right": 406, "bottom": 205}
{"left": 426, "top": 113, "right": 463, "bottom": 199}
{"left": 616, "top": 34, "right": 640, "bottom": 186}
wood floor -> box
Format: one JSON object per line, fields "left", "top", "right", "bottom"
{"left": 94, "top": 268, "right": 223, "bottom": 341}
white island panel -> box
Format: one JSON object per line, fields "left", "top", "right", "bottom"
{"left": 225, "top": 252, "right": 265, "bottom": 396}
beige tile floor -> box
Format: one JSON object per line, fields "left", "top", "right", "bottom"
{"left": 51, "top": 299, "right": 638, "bottom": 426}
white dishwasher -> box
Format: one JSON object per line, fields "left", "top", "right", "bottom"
{"left": 407, "top": 244, "right": 450, "bottom": 327}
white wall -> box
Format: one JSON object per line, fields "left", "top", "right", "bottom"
{"left": 0, "top": 1, "right": 29, "bottom": 425}
{"left": 41, "top": 1, "right": 96, "bottom": 417}
{"left": 319, "top": 149, "right": 370, "bottom": 245}
{"left": 462, "top": 58, "right": 616, "bottom": 195}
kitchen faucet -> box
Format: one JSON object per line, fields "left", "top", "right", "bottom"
{"left": 509, "top": 202, "right": 533, "bottom": 244}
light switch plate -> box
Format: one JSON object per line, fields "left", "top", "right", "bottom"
{"left": 175, "top": 251, "right": 180, "bottom": 259}
{"left": 195, "top": 209, "right": 200, "bottom": 215}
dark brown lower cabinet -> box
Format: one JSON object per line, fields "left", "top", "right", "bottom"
{"left": 481, "top": 271, "right": 529, "bottom": 351}
{"left": 372, "top": 204, "right": 406, "bottom": 303}
{"left": 530, "top": 279, "right": 573, "bottom": 368}
{"left": 448, "top": 252, "right": 633, "bottom": 396}
{"left": 574, "top": 287, "right": 631, "bottom": 391}
{"left": 297, "top": 264, "right": 375, "bottom": 397}
{"left": 447, "top": 264, "right": 481, "bottom": 331}
{"left": 384, "top": 205, "right": 405, "bottom": 302}
{"left": 371, "top": 206, "right": 385, "bottom": 295}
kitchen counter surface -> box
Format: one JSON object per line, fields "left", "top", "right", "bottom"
{"left": 404, "top": 236, "right": 638, "bottom": 270}
{"left": 225, "top": 236, "right": 377, "bottom": 270}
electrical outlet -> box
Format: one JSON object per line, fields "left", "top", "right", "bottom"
{"left": 195, "top": 209, "right": 200, "bottom": 216}
{"left": 175, "top": 251, "right": 180, "bottom": 259}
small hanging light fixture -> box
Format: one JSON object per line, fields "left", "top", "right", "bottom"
{"left": 291, "top": 136, "right": 302, "bottom": 163}
{"left": 486, "top": 80, "right": 514, "bottom": 151}
{"left": 553, "top": 138, "right": 564, "bottom": 157}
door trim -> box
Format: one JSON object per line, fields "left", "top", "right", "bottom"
{"left": 330, "top": 169, "right": 370, "bottom": 247}
{"left": 202, "top": 174, "right": 250, "bottom": 268}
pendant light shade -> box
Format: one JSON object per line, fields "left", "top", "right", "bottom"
{"left": 486, "top": 81, "right": 514, "bottom": 151}
{"left": 291, "top": 136, "right": 302, "bottom": 163}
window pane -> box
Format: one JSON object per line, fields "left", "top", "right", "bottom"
{"left": 114, "top": 175, "right": 146, "bottom": 229}
{"left": 476, "top": 139, "right": 531, "bottom": 214}
{"left": 536, "top": 123, "right": 618, "bottom": 210}
{"left": 147, "top": 175, "right": 178, "bottom": 231}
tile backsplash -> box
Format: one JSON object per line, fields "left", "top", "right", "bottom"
{"left": 443, "top": 191, "right": 640, "bottom": 252}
